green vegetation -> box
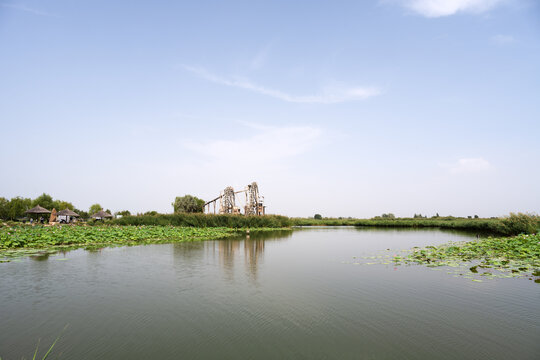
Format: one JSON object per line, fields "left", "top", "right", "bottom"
{"left": 313, "top": 214, "right": 322, "bottom": 220}
{"left": 0, "top": 225, "right": 239, "bottom": 252}
{"left": 112, "top": 213, "right": 291, "bottom": 228}
{"left": 89, "top": 203, "right": 103, "bottom": 215}
{"left": 0, "top": 193, "right": 86, "bottom": 221}
{"left": 396, "top": 233, "right": 540, "bottom": 282}
{"left": 172, "top": 195, "right": 205, "bottom": 213}
{"left": 293, "top": 213, "right": 539, "bottom": 236}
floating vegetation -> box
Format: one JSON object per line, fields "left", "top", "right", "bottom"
{"left": 343, "top": 234, "right": 540, "bottom": 284}
{"left": 0, "top": 225, "right": 281, "bottom": 261}
{"left": 398, "top": 234, "right": 540, "bottom": 283}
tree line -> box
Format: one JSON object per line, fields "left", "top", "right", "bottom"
{"left": 0, "top": 193, "right": 207, "bottom": 221}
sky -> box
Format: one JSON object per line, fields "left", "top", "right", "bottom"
{"left": 1, "top": 0, "right": 539, "bottom": 218}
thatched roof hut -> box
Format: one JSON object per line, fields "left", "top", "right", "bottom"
{"left": 57, "top": 209, "right": 80, "bottom": 217}
{"left": 91, "top": 210, "right": 113, "bottom": 219}
{"left": 25, "top": 205, "right": 51, "bottom": 214}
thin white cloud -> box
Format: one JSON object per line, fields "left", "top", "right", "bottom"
{"left": 439, "top": 157, "right": 492, "bottom": 174}
{"left": 185, "top": 124, "right": 322, "bottom": 163}
{"left": 1, "top": 3, "right": 60, "bottom": 17}
{"left": 397, "top": 0, "right": 505, "bottom": 17}
{"left": 250, "top": 43, "right": 272, "bottom": 71}
{"left": 182, "top": 65, "right": 381, "bottom": 104}
{"left": 491, "top": 34, "right": 516, "bottom": 45}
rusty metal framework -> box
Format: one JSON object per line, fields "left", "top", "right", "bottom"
{"left": 204, "top": 182, "right": 265, "bottom": 215}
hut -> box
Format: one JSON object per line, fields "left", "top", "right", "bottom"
{"left": 91, "top": 210, "right": 113, "bottom": 221}
{"left": 25, "top": 205, "right": 51, "bottom": 223}
{"left": 57, "top": 209, "right": 80, "bottom": 224}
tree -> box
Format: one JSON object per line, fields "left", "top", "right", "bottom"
{"left": 116, "top": 210, "right": 131, "bottom": 217}
{"left": 75, "top": 209, "right": 89, "bottom": 220}
{"left": 172, "top": 195, "right": 205, "bottom": 213}
{"left": 381, "top": 213, "right": 395, "bottom": 219}
{"left": 53, "top": 200, "right": 74, "bottom": 211}
{"left": 0, "top": 197, "right": 9, "bottom": 219}
{"left": 89, "top": 204, "right": 103, "bottom": 215}
{"left": 314, "top": 214, "right": 322, "bottom": 220}
{"left": 32, "top": 193, "right": 54, "bottom": 210}
{"left": 8, "top": 197, "right": 32, "bottom": 220}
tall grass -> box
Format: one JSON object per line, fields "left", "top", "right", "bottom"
{"left": 292, "top": 213, "right": 539, "bottom": 236}
{"left": 112, "top": 213, "right": 292, "bottom": 228}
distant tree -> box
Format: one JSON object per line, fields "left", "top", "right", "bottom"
{"left": 8, "top": 197, "right": 32, "bottom": 220}
{"left": 0, "top": 197, "right": 8, "bottom": 219}
{"left": 116, "top": 210, "right": 131, "bottom": 217}
{"left": 474, "top": 215, "right": 479, "bottom": 219}
{"left": 144, "top": 211, "right": 158, "bottom": 216}
{"left": 381, "top": 213, "right": 395, "bottom": 219}
{"left": 75, "top": 209, "right": 89, "bottom": 219}
{"left": 105, "top": 209, "right": 112, "bottom": 215}
{"left": 32, "top": 193, "right": 54, "bottom": 210}
{"left": 314, "top": 214, "right": 322, "bottom": 220}
{"left": 467, "top": 216, "right": 472, "bottom": 219}
{"left": 172, "top": 195, "right": 205, "bottom": 213}
{"left": 414, "top": 213, "right": 423, "bottom": 218}
{"left": 52, "top": 200, "right": 74, "bottom": 211}
{"left": 89, "top": 204, "right": 103, "bottom": 215}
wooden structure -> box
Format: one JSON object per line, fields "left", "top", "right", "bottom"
{"left": 204, "top": 182, "right": 265, "bottom": 215}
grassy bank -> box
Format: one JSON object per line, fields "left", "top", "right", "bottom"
{"left": 293, "top": 213, "right": 539, "bottom": 236}
{"left": 112, "top": 213, "right": 292, "bottom": 228}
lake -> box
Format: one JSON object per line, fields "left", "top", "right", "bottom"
{"left": 1, "top": 227, "right": 538, "bottom": 359}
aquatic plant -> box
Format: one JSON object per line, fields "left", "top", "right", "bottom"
{"left": 0, "top": 225, "right": 238, "bottom": 251}
{"left": 401, "top": 233, "right": 540, "bottom": 281}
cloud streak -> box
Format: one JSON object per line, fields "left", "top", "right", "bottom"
{"left": 185, "top": 124, "right": 322, "bottom": 163}
{"left": 1, "top": 3, "right": 60, "bottom": 17}
{"left": 183, "top": 65, "right": 381, "bottom": 104}
{"left": 398, "top": 0, "right": 505, "bottom": 17}
{"left": 439, "top": 157, "right": 492, "bottom": 174}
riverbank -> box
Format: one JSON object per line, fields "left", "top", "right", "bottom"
{"left": 293, "top": 213, "right": 539, "bottom": 236}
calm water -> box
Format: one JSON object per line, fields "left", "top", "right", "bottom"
{"left": 1, "top": 227, "right": 539, "bottom": 359}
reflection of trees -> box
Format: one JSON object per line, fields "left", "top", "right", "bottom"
{"left": 173, "top": 241, "right": 205, "bottom": 266}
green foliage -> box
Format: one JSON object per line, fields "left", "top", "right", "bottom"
{"left": 113, "top": 213, "right": 292, "bottom": 228}
{"left": 32, "top": 193, "right": 54, "bottom": 210}
{"left": 89, "top": 204, "right": 103, "bottom": 215}
{"left": 116, "top": 210, "right": 131, "bottom": 217}
{"left": 53, "top": 200, "right": 74, "bottom": 211}
{"left": 405, "top": 234, "right": 540, "bottom": 277}
{"left": 0, "top": 225, "right": 240, "bottom": 251}
{"left": 500, "top": 213, "right": 539, "bottom": 235}
{"left": 6, "top": 197, "right": 32, "bottom": 220}
{"left": 292, "top": 214, "right": 539, "bottom": 236}
{"left": 75, "top": 209, "right": 89, "bottom": 220}
{"left": 172, "top": 195, "right": 205, "bottom": 213}
{"left": 0, "top": 197, "right": 9, "bottom": 219}
{"left": 314, "top": 214, "right": 322, "bottom": 220}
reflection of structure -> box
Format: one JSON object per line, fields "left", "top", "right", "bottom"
{"left": 205, "top": 182, "right": 265, "bottom": 215}
{"left": 244, "top": 238, "right": 265, "bottom": 281}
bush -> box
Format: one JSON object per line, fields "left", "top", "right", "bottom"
{"left": 500, "top": 213, "right": 539, "bottom": 235}
{"left": 112, "top": 213, "right": 291, "bottom": 228}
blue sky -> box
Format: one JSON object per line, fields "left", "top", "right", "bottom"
{"left": 1, "top": 0, "right": 539, "bottom": 217}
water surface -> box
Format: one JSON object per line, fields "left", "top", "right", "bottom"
{"left": 1, "top": 227, "right": 538, "bottom": 359}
